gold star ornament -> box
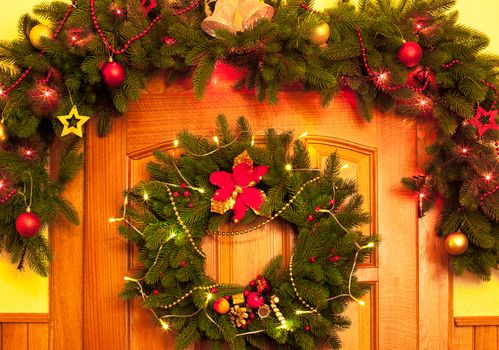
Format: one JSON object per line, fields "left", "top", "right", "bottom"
{"left": 57, "top": 105, "right": 90, "bottom": 137}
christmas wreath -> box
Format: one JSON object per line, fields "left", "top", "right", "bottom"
{"left": 0, "top": 0, "right": 497, "bottom": 279}
{"left": 119, "top": 116, "right": 375, "bottom": 349}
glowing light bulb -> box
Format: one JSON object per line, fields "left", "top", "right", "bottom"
{"left": 419, "top": 192, "right": 425, "bottom": 199}
{"left": 196, "top": 187, "right": 205, "bottom": 194}
{"left": 461, "top": 147, "right": 469, "bottom": 154}
{"left": 44, "top": 90, "right": 51, "bottom": 97}
{"left": 299, "top": 132, "right": 308, "bottom": 139}
{"left": 206, "top": 293, "right": 213, "bottom": 301}
{"left": 173, "top": 139, "right": 179, "bottom": 148}
{"left": 213, "top": 136, "right": 219, "bottom": 145}
{"left": 160, "top": 319, "right": 170, "bottom": 331}
{"left": 0, "top": 181, "right": 4, "bottom": 189}
{"left": 143, "top": 193, "right": 149, "bottom": 201}
{"left": 484, "top": 174, "right": 493, "bottom": 182}
{"left": 341, "top": 164, "right": 349, "bottom": 170}
{"left": 285, "top": 164, "right": 292, "bottom": 171}
{"left": 358, "top": 300, "right": 365, "bottom": 306}
{"left": 251, "top": 135, "right": 255, "bottom": 146}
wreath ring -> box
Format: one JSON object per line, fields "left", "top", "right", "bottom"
{"left": 119, "top": 115, "right": 375, "bottom": 350}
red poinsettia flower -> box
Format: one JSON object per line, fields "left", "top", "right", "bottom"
{"left": 210, "top": 151, "right": 268, "bottom": 223}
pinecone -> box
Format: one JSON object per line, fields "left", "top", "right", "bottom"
{"left": 229, "top": 305, "right": 249, "bottom": 328}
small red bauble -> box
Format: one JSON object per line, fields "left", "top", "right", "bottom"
{"left": 173, "top": 191, "right": 180, "bottom": 197}
{"left": 314, "top": 206, "right": 321, "bottom": 212}
{"left": 211, "top": 287, "right": 217, "bottom": 293}
{"left": 307, "top": 215, "right": 314, "bottom": 222}
{"left": 213, "top": 297, "right": 230, "bottom": 314}
{"left": 246, "top": 292, "right": 264, "bottom": 309}
{"left": 16, "top": 211, "right": 41, "bottom": 237}
{"left": 398, "top": 42, "right": 423, "bottom": 67}
{"left": 309, "top": 256, "right": 316, "bottom": 263}
{"left": 187, "top": 203, "right": 193, "bottom": 208}
{"left": 329, "top": 199, "right": 335, "bottom": 205}
{"left": 153, "top": 290, "right": 159, "bottom": 295}
{"left": 101, "top": 61, "right": 126, "bottom": 88}
{"left": 249, "top": 280, "right": 255, "bottom": 287}
{"left": 328, "top": 255, "right": 340, "bottom": 263}
{"left": 179, "top": 261, "right": 187, "bottom": 267}
{"left": 180, "top": 183, "right": 187, "bottom": 188}
{"left": 304, "top": 325, "right": 311, "bottom": 332}
{"left": 183, "top": 191, "right": 190, "bottom": 197}
{"left": 243, "top": 290, "right": 250, "bottom": 297}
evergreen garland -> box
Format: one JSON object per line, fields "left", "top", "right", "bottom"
{"left": 119, "top": 115, "right": 375, "bottom": 350}
{"left": 0, "top": 0, "right": 496, "bottom": 278}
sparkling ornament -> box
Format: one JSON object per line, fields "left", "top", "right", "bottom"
{"left": 310, "top": 23, "right": 330, "bottom": 45}
{"left": 201, "top": 0, "right": 274, "bottom": 37}
{"left": 398, "top": 41, "right": 423, "bottom": 67}
{"left": 101, "top": 61, "right": 126, "bottom": 88}
{"left": 213, "top": 297, "right": 231, "bottom": 314}
{"left": 29, "top": 24, "right": 53, "bottom": 49}
{"left": 230, "top": 305, "right": 249, "bottom": 328}
{"left": 246, "top": 292, "right": 264, "bottom": 309}
{"left": 257, "top": 304, "right": 270, "bottom": 318}
{"left": 0, "top": 121, "right": 8, "bottom": 145}
{"left": 444, "top": 231, "right": 469, "bottom": 255}
{"left": 16, "top": 211, "right": 41, "bottom": 237}
{"left": 57, "top": 105, "right": 90, "bottom": 138}
{"left": 210, "top": 150, "right": 268, "bottom": 223}
{"left": 28, "top": 83, "right": 60, "bottom": 116}
{"left": 470, "top": 107, "right": 499, "bottom": 137}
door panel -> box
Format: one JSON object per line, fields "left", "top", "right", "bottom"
{"left": 81, "top": 74, "right": 421, "bottom": 349}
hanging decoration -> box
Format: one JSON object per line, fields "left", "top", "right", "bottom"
{"left": 0, "top": 120, "right": 8, "bottom": 145}
{"left": 201, "top": 0, "right": 274, "bottom": 36}
{"left": 28, "top": 24, "right": 53, "bottom": 49}
{"left": 57, "top": 105, "right": 91, "bottom": 137}
{"left": 101, "top": 61, "right": 126, "bottom": 88}
{"left": 444, "top": 231, "right": 469, "bottom": 256}
{"left": 470, "top": 107, "right": 499, "bottom": 137}
{"left": 397, "top": 41, "right": 423, "bottom": 67}
{"left": 115, "top": 116, "right": 376, "bottom": 349}
{"left": 309, "top": 22, "right": 330, "bottom": 45}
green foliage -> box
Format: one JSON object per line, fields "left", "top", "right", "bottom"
{"left": 120, "top": 116, "right": 375, "bottom": 349}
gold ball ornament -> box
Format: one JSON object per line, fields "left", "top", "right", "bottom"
{"left": 444, "top": 231, "right": 469, "bottom": 255}
{"left": 29, "top": 24, "right": 53, "bottom": 49}
{"left": 310, "top": 23, "right": 330, "bottom": 45}
{"left": 0, "top": 121, "right": 8, "bottom": 145}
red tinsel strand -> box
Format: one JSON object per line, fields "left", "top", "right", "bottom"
{"left": 480, "top": 185, "right": 499, "bottom": 203}
{"left": 0, "top": 1, "right": 76, "bottom": 97}
{"left": 481, "top": 80, "right": 499, "bottom": 110}
{"left": 172, "top": 0, "right": 201, "bottom": 16}
{"left": 299, "top": 2, "right": 320, "bottom": 14}
{"left": 441, "top": 59, "right": 461, "bottom": 69}
{"left": 90, "top": 0, "right": 162, "bottom": 55}
{"left": 355, "top": 28, "right": 430, "bottom": 93}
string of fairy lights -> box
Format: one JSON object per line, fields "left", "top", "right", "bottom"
{"left": 110, "top": 130, "right": 376, "bottom": 334}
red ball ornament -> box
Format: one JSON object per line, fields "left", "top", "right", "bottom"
{"left": 314, "top": 206, "right": 321, "bottom": 212}
{"left": 246, "top": 292, "right": 264, "bottom": 309}
{"left": 187, "top": 203, "right": 193, "bottom": 208}
{"left": 28, "top": 83, "right": 60, "bottom": 116}
{"left": 243, "top": 290, "right": 250, "bottom": 297}
{"left": 398, "top": 42, "right": 423, "bottom": 67}
{"left": 16, "top": 211, "right": 41, "bottom": 237}
{"left": 307, "top": 215, "right": 314, "bottom": 222}
{"left": 173, "top": 191, "right": 180, "bottom": 197}
{"left": 309, "top": 256, "right": 316, "bottom": 263}
{"left": 181, "top": 183, "right": 187, "bottom": 188}
{"left": 179, "top": 261, "right": 187, "bottom": 267}
{"left": 101, "top": 61, "right": 126, "bottom": 88}
{"left": 153, "top": 290, "right": 159, "bottom": 295}
{"left": 304, "top": 325, "right": 311, "bottom": 332}
{"left": 183, "top": 191, "right": 190, "bottom": 197}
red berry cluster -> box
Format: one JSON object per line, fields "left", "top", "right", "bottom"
{"left": 173, "top": 183, "right": 194, "bottom": 207}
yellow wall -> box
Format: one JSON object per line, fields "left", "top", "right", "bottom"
{"left": 0, "top": 0, "right": 497, "bottom": 315}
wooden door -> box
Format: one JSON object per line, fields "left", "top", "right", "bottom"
{"left": 49, "top": 71, "right": 450, "bottom": 349}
